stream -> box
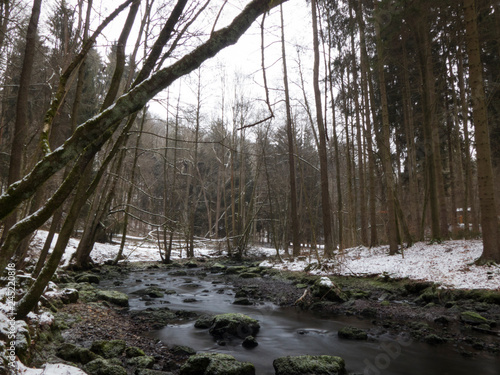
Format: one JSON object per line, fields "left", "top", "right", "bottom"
{"left": 101, "top": 268, "right": 500, "bottom": 375}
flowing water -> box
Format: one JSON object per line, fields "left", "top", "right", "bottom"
{"left": 101, "top": 268, "right": 500, "bottom": 375}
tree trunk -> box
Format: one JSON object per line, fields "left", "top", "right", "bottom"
{"left": 374, "top": 0, "right": 398, "bottom": 255}
{"left": 0, "top": 0, "right": 42, "bottom": 244}
{"left": 280, "top": 5, "right": 300, "bottom": 257}
{"left": 463, "top": 0, "right": 500, "bottom": 263}
{"left": 311, "top": 0, "right": 334, "bottom": 257}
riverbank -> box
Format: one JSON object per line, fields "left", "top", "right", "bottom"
{"left": 25, "top": 257, "right": 500, "bottom": 374}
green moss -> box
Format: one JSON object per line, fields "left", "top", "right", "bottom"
{"left": 209, "top": 313, "right": 260, "bottom": 338}
{"left": 90, "top": 340, "right": 126, "bottom": 359}
{"left": 273, "top": 355, "right": 346, "bottom": 375}
{"left": 180, "top": 352, "right": 255, "bottom": 375}
{"left": 460, "top": 311, "right": 494, "bottom": 326}
{"left": 96, "top": 290, "right": 129, "bottom": 307}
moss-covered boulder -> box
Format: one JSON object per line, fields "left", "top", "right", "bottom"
{"left": 127, "top": 355, "right": 155, "bottom": 368}
{"left": 311, "top": 277, "right": 347, "bottom": 302}
{"left": 90, "top": 339, "right": 126, "bottom": 359}
{"left": 210, "top": 263, "right": 227, "bottom": 272}
{"left": 208, "top": 313, "right": 260, "bottom": 339}
{"left": 179, "top": 352, "right": 255, "bottom": 375}
{"left": 130, "top": 307, "right": 177, "bottom": 328}
{"left": 273, "top": 355, "right": 346, "bottom": 375}
{"left": 132, "top": 287, "right": 165, "bottom": 298}
{"left": 171, "top": 345, "right": 196, "bottom": 356}
{"left": 84, "top": 358, "right": 127, "bottom": 375}
{"left": 460, "top": 311, "right": 495, "bottom": 326}
{"left": 75, "top": 273, "right": 101, "bottom": 284}
{"left": 242, "top": 336, "right": 258, "bottom": 348}
{"left": 57, "top": 343, "right": 100, "bottom": 364}
{"left": 96, "top": 290, "right": 129, "bottom": 307}
{"left": 225, "top": 266, "right": 247, "bottom": 275}
{"left": 125, "top": 346, "right": 145, "bottom": 358}
{"left": 337, "top": 326, "right": 368, "bottom": 340}
{"left": 60, "top": 288, "right": 79, "bottom": 304}
{"left": 195, "top": 315, "right": 215, "bottom": 329}
{"left": 14, "top": 320, "right": 31, "bottom": 362}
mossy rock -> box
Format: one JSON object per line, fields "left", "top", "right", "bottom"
{"left": 127, "top": 355, "right": 155, "bottom": 368}
{"left": 195, "top": 315, "right": 215, "bottom": 329}
{"left": 424, "top": 334, "right": 447, "bottom": 345}
{"left": 130, "top": 307, "right": 177, "bottom": 328}
{"left": 210, "top": 263, "right": 227, "bottom": 272}
{"left": 179, "top": 352, "right": 255, "bottom": 375}
{"left": 132, "top": 287, "right": 165, "bottom": 298}
{"left": 242, "top": 336, "right": 258, "bottom": 348}
{"left": 296, "top": 284, "right": 308, "bottom": 289}
{"left": 225, "top": 266, "right": 247, "bottom": 275}
{"left": 75, "top": 273, "right": 101, "bottom": 284}
{"left": 57, "top": 343, "right": 100, "bottom": 364}
{"left": 125, "top": 346, "right": 145, "bottom": 358}
{"left": 84, "top": 358, "right": 127, "bottom": 375}
{"left": 337, "top": 326, "right": 368, "bottom": 340}
{"left": 60, "top": 288, "right": 79, "bottom": 304}
{"left": 96, "top": 290, "right": 129, "bottom": 307}
{"left": 136, "top": 370, "right": 175, "bottom": 375}
{"left": 14, "top": 321, "right": 31, "bottom": 362}
{"left": 90, "top": 339, "right": 126, "bottom": 359}
{"left": 460, "top": 311, "right": 495, "bottom": 326}
{"left": 171, "top": 345, "right": 196, "bottom": 356}
{"left": 208, "top": 313, "right": 260, "bottom": 339}
{"left": 311, "top": 277, "right": 348, "bottom": 302}
{"left": 186, "top": 261, "right": 198, "bottom": 268}
{"left": 273, "top": 355, "right": 346, "bottom": 375}
{"left": 233, "top": 298, "right": 253, "bottom": 306}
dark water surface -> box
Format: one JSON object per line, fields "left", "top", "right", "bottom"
{"left": 101, "top": 269, "right": 500, "bottom": 375}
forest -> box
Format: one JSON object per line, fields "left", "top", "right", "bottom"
{"left": 0, "top": 0, "right": 499, "bottom": 321}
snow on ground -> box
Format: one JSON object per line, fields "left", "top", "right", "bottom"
{"left": 259, "top": 239, "right": 500, "bottom": 290}
{"left": 15, "top": 360, "right": 87, "bottom": 374}
{"left": 28, "top": 230, "right": 500, "bottom": 290}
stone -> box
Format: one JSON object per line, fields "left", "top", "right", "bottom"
{"left": 90, "top": 339, "right": 126, "bottom": 359}
{"left": 171, "top": 270, "right": 188, "bottom": 276}
{"left": 60, "top": 288, "right": 79, "bottom": 304}
{"left": 311, "top": 277, "right": 347, "bottom": 302}
{"left": 179, "top": 352, "right": 255, "bottom": 375}
{"left": 136, "top": 370, "right": 174, "bottom": 375}
{"left": 210, "top": 263, "right": 227, "bottom": 272}
{"left": 460, "top": 311, "right": 495, "bottom": 326}
{"left": 225, "top": 266, "right": 247, "bottom": 274}
{"left": 84, "top": 358, "right": 127, "bottom": 375}
{"left": 233, "top": 298, "right": 253, "bottom": 306}
{"left": 195, "top": 315, "right": 215, "bottom": 329}
{"left": 125, "top": 346, "right": 145, "bottom": 358}
{"left": 132, "top": 287, "right": 165, "bottom": 298}
{"left": 424, "top": 334, "right": 447, "bottom": 345}
{"left": 337, "top": 326, "right": 368, "bottom": 340}
{"left": 127, "top": 355, "right": 155, "bottom": 368}
{"left": 208, "top": 313, "right": 260, "bottom": 339}
{"left": 75, "top": 273, "right": 101, "bottom": 284}
{"left": 130, "top": 307, "right": 177, "bottom": 327}
{"left": 96, "top": 290, "right": 129, "bottom": 307}
{"left": 242, "top": 336, "right": 258, "bottom": 348}
{"left": 273, "top": 355, "right": 346, "bottom": 375}
{"left": 186, "top": 261, "right": 198, "bottom": 268}
{"left": 57, "top": 343, "right": 100, "bottom": 364}
{"left": 171, "top": 345, "right": 196, "bottom": 356}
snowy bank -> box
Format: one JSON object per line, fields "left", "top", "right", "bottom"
{"left": 260, "top": 239, "right": 500, "bottom": 290}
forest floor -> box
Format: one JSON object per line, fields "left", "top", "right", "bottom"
{"left": 7, "top": 233, "right": 500, "bottom": 373}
